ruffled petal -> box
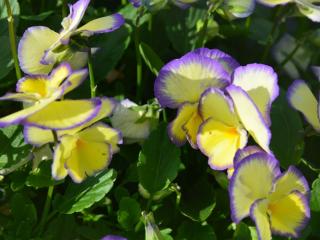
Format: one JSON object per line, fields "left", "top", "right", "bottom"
{"left": 0, "top": 89, "right": 63, "bottom": 127}
{"left": 78, "top": 122, "right": 122, "bottom": 153}
{"left": 250, "top": 199, "right": 272, "bottom": 240}
{"left": 66, "top": 139, "right": 112, "bottom": 183}
{"left": 52, "top": 135, "right": 77, "bottom": 180}
{"left": 62, "top": 68, "right": 88, "bottom": 95}
{"left": 227, "top": 85, "right": 271, "bottom": 153}
{"left": 49, "top": 62, "right": 72, "bottom": 88}
{"left": 154, "top": 53, "right": 229, "bottom": 108}
{"left": 229, "top": 152, "right": 280, "bottom": 222}
{"left": 197, "top": 118, "right": 247, "bottom": 170}
{"left": 76, "top": 13, "right": 125, "bottom": 36}
{"left": 183, "top": 108, "right": 203, "bottom": 149}
{"left": 199, "top": 87, "right": 240, "bottom": 126}
{"left": 224, "top": 0, "right": 256, "bottom": 18}
{"left": 287, "top": 79, "right": 320, "bottom": 132}
{"left": 269, "top": 166, "right": 309, "bottom": 201}
{"left": 23, "top": 126, "right": 54, "bottom": 146}
{"left": 18, "top": 26, "right": 59, "bottom": 74}
{"left": 296, "top": 0, "right": 320, "bottom": 22}
{"left": 167, "top": 103, "right": 197, "bottom": 146}
{"left": 269, "top": 191, "right": 310, "bottom": 238}
{"left": 192, "top": 48, "right": 240, "bottom": 77}
{"left": 16, "top": 76, "right": 49, "bottom": 97}
{"left": 232, "top": 64, "right": 279, "bottom": 125}
{"left": 24, "top": 98, "right": 102, "bottom": 130}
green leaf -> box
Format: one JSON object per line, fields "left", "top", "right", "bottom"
{"left": 26, "top": 161, "right": 63, "bottom": 188}
{"left": 9, "top": 193, "right": 37, "bottom": 238}
{"left": 270, "top": 90, "right": 304, "bottom": 168}
{"left": 0, "top": 36, "right": 14, "bottom": 80}
{"left": 162, "top": 7, "right": 206, "bottom": 54}
{"left": 90, "top": 24, "right": 131, "bottom": 82}
{"left": 311, "top": 176, "right": 320, "bottom": 212}
{"left": 139, "top": 42, "right": 164, "bottom": 76}
{"left": 56, "top": 169, "right": 117, "bottom": 214}
{"left": 117, "top": 197, "right": 141, "bottom": 230}
{"left": 176, "top": 221, "right": 217, "bottom": 240}
{"left": 138, "top": 123, "right": 181, "bottom": 195}
{"left": 0, "top": 0, "right": 20, "bottom": 36}
{"left": 180, "top": 177, "right": 216, "bottom": 222}
{"left": 0, "top": 125, "right": 32, "bottom": 169}
{"left": 233, "top": 222, "right": 252, "bottom": 240}
{"left": 20, "top": 10, "right": 53, "bottom": 21}
{"left": 44, "top": 214, "right": 77, "bottom": 240}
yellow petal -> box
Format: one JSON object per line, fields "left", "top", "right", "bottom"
{"left": 168, "top": 103, "right": 197, "bottom": 145}
{"left": 183, "top": 108, "right": 203, "bottom": 149}
{"left": 197, "top": 119, "right": 247, "bottom": 170}
{"left": 66, "top": 139, "right": 112, "bottom": 183}
{"left": 227, "top": 85, "right": 271, "bottom": 153}
{"left": 77, "top": 122, "right": 122, "bottom": 153}
{"left": 24, "top": 126, "right": 54, "bottom": 146}
{"left": 17, "top": 76, "right": 49, "bottom": 98}
{"left": 287, "top": 80, "right": 320, "bottom": 132}
{"left": 250, "top": 199, "right": 272, "bottom": 240}
{"left": 269, "top": 166, "right": 309, "bottom": 202}
{"left": 18, "top": 26, "right": 59, "bottom": 74}
{"left": 199, "top": 87, "right": 240, "bottom": 126}
{"left": 49, "top": 62, "right": 72, "bottom": 89}
{"left": 268, "top": 191, "right": 310, "bottom": 238}
{"left": 229, "top": 153, "right": 280, "bottom": 222}
{"left": 52, "top": 135, "right": 77, "bottom": 180}
{"left": 24, "top": 99, "right": 102, "bottom": 130}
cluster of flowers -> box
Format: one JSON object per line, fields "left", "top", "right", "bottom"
{"left": 129, "top": 0, "right": 320, "bottom": 21}
{"left": 154, "top": 48, "right": 310, "bottom": 239}
{"left": 0, "top": 0, "right": 126, "bottom": 183}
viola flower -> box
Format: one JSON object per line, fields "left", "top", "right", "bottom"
{"left": 229, "top": 152, "right": 310, "bottom": 240}
{"left": 18, "top": 0, "right": 125, "bottom": 75}
{"left": 101, "top": 235, "right": 127, "bottom": 240}
{"left": 52, "top": 122, "right": 122, "bottom": 183}
{"left": 0, "top": 62, "right": 101, "bottom": 130}
{"left": 258, "top": 0, "right": 320, "bottom": 22}
{"left": 155, "top": 48, "right": 236, "bottom": 148}
{"left": 110, "top": 99, "right": 158, "bottom": 144}
{"left": 197, "top": 63, "right": 278, "bottom": 170}
{"left": 287, "top": 79, "right": 320, "bottom": 132}
{"left": 22, "top": 97, "right": 121, "bottom": 183}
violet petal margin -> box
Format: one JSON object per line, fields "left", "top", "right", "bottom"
{"left": 191, "top": 48, "right": 240, "bottom": 79}
{"left": 22, "top": 98, "right": 102, "bottom": 130}
{"left": 154, "top": 52, "right": 229, "bottom": 108}
{"left": 101, "top": 235, "right": 127, "bottom": 240}
{"left": 228, "top": 152, "right": 281, "bottom": 223}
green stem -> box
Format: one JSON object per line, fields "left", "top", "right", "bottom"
{"left": 62, "top": 0, "right": 68, "bottom": 18}
{"left": 301, "top": 159, "right": 320, "bottom": 173}
{"left": 278, "top": 39, "right": 303, "bottom": 69}
{"left": 135, "top": 11, "right": 143, "bottom": 103}
{"left": 88, "top": 50, "right": 96, "bottom": 98}
{"left": 4, "top": 0, "right": 22, "bottom": 80}
{"left": 37, "top": 185, "right": 54, "bottom": 235}
{"left": 194, "top": 0, "right": 223, "bottom": 49}
{"left": 121, "top": 0, "right": 127, "bottom": 5}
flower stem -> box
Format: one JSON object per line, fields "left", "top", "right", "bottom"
{"left": 4, "top": 0, "right": 22, "bottom": 80}
{"left": 135, "top": 9, "right": 143, "bottom": 103}
{"left": 37, "top": 185, "right": 54, "bottom": 235}
{"left": 88, "top": 50, "right": 96, "bottom": 98}
{"left": 194, "top": 0, "right": 223, "bottom": 49}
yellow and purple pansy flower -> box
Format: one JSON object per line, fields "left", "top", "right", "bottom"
{"left": 197, "top": 62, "right": 279, "bottom": 170}
{"left": 229, "top": 151, "right": 310, "bottom": 240}
{"left": 18, "top": 0, "right": 124, "bottom": 75}
{"left": 287, "top": 79, "right": 320, "bottom": 132}
{"left": 0, "top": 62, "right": 101, "bottom": 130}
{"left": 258, "top": 0, "right": 320, "bottom": 22}
{"left": 22, "top": 96, "right": 121, "bottom": 183}
{"left": 155, "top": 48, "right": 237, "bottom": 148}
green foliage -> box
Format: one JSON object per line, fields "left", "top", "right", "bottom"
{"left": 176, "top": 221, "right": 217, "bottom": 240}
{"left": 56, "top": 169, "right": 117, "bottom": 214}
{"left": 117, "top": 197, "right": 141, "bottom": 230}
{"left": 138, "top": 123, "right": 181, "bottom": 195}
{"left": 311, "top": 176, "right": 320, "bottom": 212}
{"left": 139, "top": 42, "right": 164, "bottom": 75}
